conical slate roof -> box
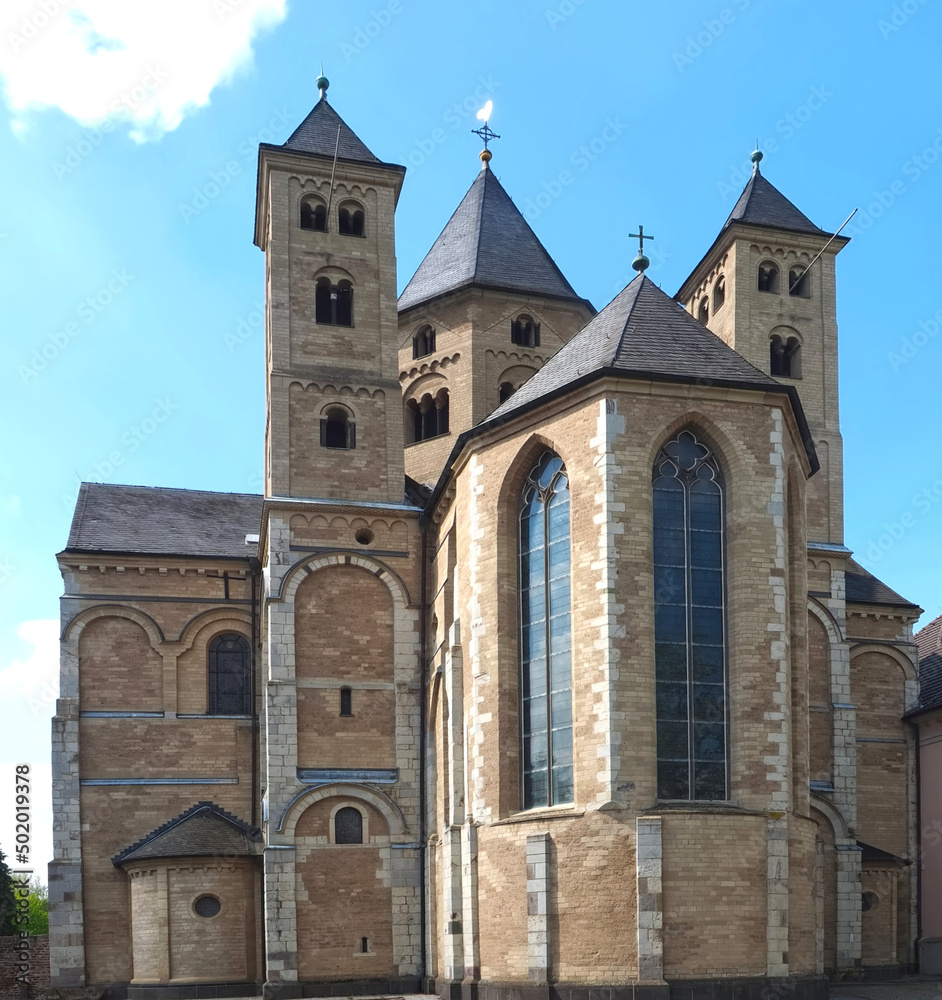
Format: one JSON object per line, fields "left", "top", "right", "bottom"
{"left": 915, "top": 613, "right": 942, "bottom": 715}
{"left": 723, "top": 165, "right": 828, "bottom": 237}
{"left": 398, "top": 165, "right": 588, "bottom": 312}
{"left": 487, "top": 274, "right": 778, "bottom": 423}
{"left": 283, "top": 97, "right": 380, "bottom": 164}
{"left": 112, "top": 802, "right": 262, "bottom": 865}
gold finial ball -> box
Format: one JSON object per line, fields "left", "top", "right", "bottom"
{"left": 480, "top": 149, "right": 492, "bottom": 164}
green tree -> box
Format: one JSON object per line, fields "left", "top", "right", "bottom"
{"left": 26, "top": 878, "right": 48, "bottom": 935}
{"left": 0, "top": 848, "right": 17, "bottom": 936}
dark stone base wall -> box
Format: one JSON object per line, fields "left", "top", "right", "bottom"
{"left": 428, "top": 975, "right": 831, "bottom": 1000}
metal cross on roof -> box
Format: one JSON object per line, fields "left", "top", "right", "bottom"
{"left": 472, "top": 120, "right": 501, "bottom": 151}
{"left": 630, "top": 225, "right": 654, "bottom": 273}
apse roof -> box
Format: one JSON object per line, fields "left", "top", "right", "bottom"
{"left": 844, "top": 558, "right": 919, "bottom": 609}
{"left": 113, "top": 802, "right": 262, "bottom": 865}
{"left": 398, "top": 165, "right": 590, "bottom": 313}
{"left": 487, "top": 273, "right": 781, "bottom": 424}
{"left": 65, "top": 483, "right": 262, "bottom": 560}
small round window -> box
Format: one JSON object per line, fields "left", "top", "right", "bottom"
{"left": 861, "top": 891, "right": 879, "bottom": 912}
{"left": 194, "top": 894, "right": 221, "bottom": 918}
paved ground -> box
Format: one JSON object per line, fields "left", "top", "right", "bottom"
{"left": 830, "top": 978, "right": 942, "bottom": 999}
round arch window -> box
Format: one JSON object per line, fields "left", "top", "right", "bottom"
{"left": 193, "top": 894, "right": 222, "bottom": 918}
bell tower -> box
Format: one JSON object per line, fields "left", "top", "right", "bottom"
{"left": 676, "top": 151, "right": 849, "bottom": 545}
{"left": 254, "top": 75, "right": 406, "bottom": 503}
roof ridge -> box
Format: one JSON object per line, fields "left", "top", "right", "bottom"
{"left": 81, "top": 481, "right": 263, "bottom": 499}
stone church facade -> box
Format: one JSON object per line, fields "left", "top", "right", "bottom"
{"left": 50, "top": 83, "right": 925, "bottom": 999}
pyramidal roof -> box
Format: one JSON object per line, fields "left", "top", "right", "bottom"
{"left": 112, "top": 802, "right": 262, "bottom": 866}
{"left": 282, "top": 96, "right": 380, "bottom": 164}
{"left": 398, "top": 164, "right": 589, "bottom": 313}
{"left": 723, "top": 164, "right": 828, "bottom": 237}
{"left": 487, "top": 273, "right": 781, "bottom": 423}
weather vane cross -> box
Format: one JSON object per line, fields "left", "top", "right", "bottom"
{"left": 472, "top": 100, "right": 500, "bottom": 165}
{"left": 629, "top": 225, "right": 654, "bottom": 273}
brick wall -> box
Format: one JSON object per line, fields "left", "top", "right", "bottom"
{"left": 0, "top": 935, "right": 49, "bottom": 998}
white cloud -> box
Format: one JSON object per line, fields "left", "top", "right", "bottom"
{"left": 0, "top": 619, "right": 59, "bottom": 713}
{"left": 0, "top": 0, "right": 287, "bottom": 142}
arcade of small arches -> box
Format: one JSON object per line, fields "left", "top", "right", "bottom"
{"left": 406, "top": 389, "right": 449, "bottom": 443}
{"left": 758, "top": 259, "right": 811, "bottom": 297}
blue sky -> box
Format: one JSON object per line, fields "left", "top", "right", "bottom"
{"left": 1, "top": 0, "right": 941, "bottom": 878}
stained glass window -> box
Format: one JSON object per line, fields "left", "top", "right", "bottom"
{"left": 653, "top": 431, "right": 727, "bottom": 801}
{"left": 208, "top": 634, "right": 251, "bottom": 716}
{"left": 520, "top": 452, "right": 573, "bottom": 809}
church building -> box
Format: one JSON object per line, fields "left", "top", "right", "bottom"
{"left": 50, "top": 77, "right": 925, "bottom": 999}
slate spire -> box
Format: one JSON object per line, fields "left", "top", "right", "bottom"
{"left": 398, "top": 166, "right": 589, "bottom": 313}
{"left": 281, "top": 83, "right": 380, "bottom": 164}
{"left": 723, "top": 155, "right": 827, "bottom": 237}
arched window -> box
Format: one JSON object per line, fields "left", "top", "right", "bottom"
{"left": 653, "top": 430, "right": 727, "bottom": 801}
{"left": 300, "top": 197, "right": 327, "bottom": 232}
{"left": 697, "top": 297, "right": 709, "bottom": 325}
{"left": 407, "top": 389, "right": 449, "bottom": 443}
{"left": 770, "top": 334, "right": 802, "bottom": 378}
{"left": 334, "top": 806, "right": 363, "bottom": 844}
{"left": 320, "top": 407, "right": 356, "bottom": 449}
{"left": 338, "top": 201, "right": 365, "bottom": 237}
{"left": 511, "top": 314, "right": 540, "bottom": 348}
{"left": 339, "top": 686, "right": 353, "bottom": 716}
{"left": 412, "top": 325, "right": 436, "bottom": 359}
{"left": 788, "top": 266, "right": 810, "bottom": 298}
{"left": 757, "top": 261, "right": 780, "bottom": 293}
{"left": 208, "top": 634, "right": 251, "bottom": 716}
{"left": 519, "top": 452, "right": 573, "bottom": 809}
{"left": 315, "top": 277, "right": 354, "bottom": 326}
{"left": 713, "top": 275, "right": 726, "bottom": 312}
{"left": 498, "top": 382, "right": 516, "bottom": 404}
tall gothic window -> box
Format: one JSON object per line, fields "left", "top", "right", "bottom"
{"left": 208, "top": 634, "right": 252, "bottom": 716}
{"left": 519, "top": 452, "right": 573, "bottom": 809}
{"left": 653, "top": 431, "right": 727, "bottom": 801}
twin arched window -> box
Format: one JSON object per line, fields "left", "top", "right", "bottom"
{"left": 407, "top": 390, "right": 449, "bottom": 443}
{"left": 208, "top": 634, "right": 251, "bottom": 716}
{"left": 653, "top": 431, "right": 727, "bottom": 801}
{"left": 770, "top": 334, "right": 802, "bottom": 378}
{"left": 511, "top": 314, "right": 540, "bottom": 348}
{"left": 519, "top": 452, "right": 573, "bottom": 809}
{"left": 758, "top": 262, "right": 780, "bottom": 293}
{"left": 758, "top": 261, "right": 812, "bottom": 297}
{"left": 412, "top": 325, "right": 435, "bottom": 359}
{"left": 320, "top": 407, "right": 356, "bottom": 449}
{"left": 300, "top": 197, "right": 327, "bottom": 232}
{"left": 788, "top": 266, "right": 810, "bottom": 297}
{"left": 499, "top": 382, "right": 516, "bottom": 404}
{"left": 315, "top": 278, "right": 353, "bottom": 326}
{"left": 299, "top": 197, "right": 365, "bottom": 236}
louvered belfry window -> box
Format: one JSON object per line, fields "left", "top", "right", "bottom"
{"left": 208, "top": 634, "right": 251, "bottom": 716}
{"left": 519, "top": 452, "right": 573, "bottom": 809}
{"left": 653, "top": 431, "right": 728, "bottom": 801}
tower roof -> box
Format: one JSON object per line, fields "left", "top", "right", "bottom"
{"left": 398, "top": 166, "right": 590, "bottom": 313}
{"left": 282, "top": 96, "right": 380, "bottom": 165}
{"left": 722, "top": 165, "right": 828, "bottom": 237}
{"left": 488, "top": 273, "right": 782, "bottom": 420}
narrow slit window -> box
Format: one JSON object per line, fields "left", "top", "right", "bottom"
{"left": 340, "top": 687, "right": 353, "bottom": 716}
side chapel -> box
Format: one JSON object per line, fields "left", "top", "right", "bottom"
{"left": 50, "top": 77, "right": 925, "bottom": 999}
